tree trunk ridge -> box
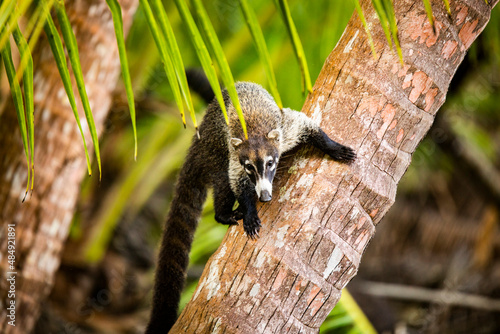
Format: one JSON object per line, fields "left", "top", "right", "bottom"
{"left": 172, "top": 0, "right": 498, "bottom": 333}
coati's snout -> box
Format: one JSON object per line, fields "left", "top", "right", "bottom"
{"left": 259, "top": 190, "right": 272, "bottom": 202}
{"left": 231, "top": 129, "right": 281, "bottom": 202}
{"left": 255, "top": 175, "right": 273, "bottom": 202}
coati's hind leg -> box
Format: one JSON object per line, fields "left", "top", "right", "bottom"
{"left": 213, "top": 174, "right": 241, "bottom": 226}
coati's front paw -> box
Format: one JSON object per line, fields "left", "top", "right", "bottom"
{"left": 243, "top": 212, "right": 261, "bottom": 239}
{"left": 328, "top": 145, "right": 356, "bottom": 163}
{"left": 232, "top": 208, "right": 244, "bottom": 221}
{"left": 215, "top": 213, "right": 239, "bottom": 226}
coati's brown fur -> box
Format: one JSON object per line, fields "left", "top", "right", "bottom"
{"left": 146, "top": 82, "right": 355, "bottom": 333}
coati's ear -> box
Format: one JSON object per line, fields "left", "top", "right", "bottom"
{"left": 267, "top": 129, "right": 281, "bottom": 141}
{"left": 230, "top": 138, "right": 243, "bottom": 148}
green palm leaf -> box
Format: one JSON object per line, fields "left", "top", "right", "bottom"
{"left": 370, "top": 0, "right": 404, "bottom": 63}
{"left": 382, "top": 0, "right": 403, "bottom": 63}
{"left": 84, "top": 117, "right": 188, "bottom": 262}
{"left": 239, "top": 0, "right": 282, "bottom": 109}
{"left": 442, "top": 0, "right": 451, "bottom": 16}
{"left": 0, "top": 0, "right": 35, "bottom": 54}
{"left": 371, "top": 0, "right": 392, "bottom": 49}
{"left": 173, "top": 0, "right": 231, "bottom": 132}
{"left": 150, "top": 0, "right": 197, "bottom": 132}
{"left": 55, "top": 2, "right": 102, "bottom": 179}
{"left": 106, "top": 0, "right": 138, "bottom": 160}
{"left": 1, "top": 40, "right": 31, "bottom": 201}
{"left": 44, "top": 13, "right": 93, "bottom": 176}
{"left": 422, "top": 0, "right": 436, "bottom": 34}
{"left": 190, "top": 0, "right": 248, "bottom": 138}
{"left": 12, "top": 25, "right": 35, "bottom": 194}
{"left": 26, "top": 0, "right": 56, "bottom": 68}
{"left": 140, "top": 0, "right": 188, "bottom": 129}
{"left": 275, "top": 0, "right": 312, "bottom": 94}
{"left": 0, "top": 0, "right": 16, "bottom": 51}
{"left": 353, "top": 0, "right": 377, "bottom": 59}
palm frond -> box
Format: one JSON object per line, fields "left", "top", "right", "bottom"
{"left": 12, "top": 24, "right": 35, "bottom": 194}
{"left": 442, "top": 0, "right": 451, "bottom": 16}
{"left": 274, "top": 0, "right": 312, "bottom": 94}
{"left": 190, "top": 0, "right": 248, "bottom": 138}
{"left": 140, "top": 0, "right": 188, "bottom": 129}
{"left": 1, "top": 39, "right": 31, "bottom": 201}
{"left": 422, "top": 0, "right": 436, "bottom": 34}
{"left": 106, "top": 0, "right": 138, "bottom": 160}
{"left": 353, "top": 0, "right": 377, "bottom": 59}
{"left": 11, "top": 0, "right": 57, "bottom": 89}
{"left": 320, "top": 289, "right": 377, "bottom": 334}
{"left": 44, "top": 13, "right": 93, "bottom": 176}
{"left": 371, "top": 0, "right": 393, "bottom": 48}
{"left": 370, "top": 0, "right": 404, "bottom": 63}
{"left": 27, "top": 0, "right": 56, "bottom": 67}
{"left": 150, "top": 0, "right": 197, "bottom": 132}
{"left": 0, "top": 0, "right": 36, "bottom": 55}
{"left": 172, "top": 0, "right": 229, "bottom": 129}
{"left": 239, "top": 0, "right": 282, "bottom": 108}
{"left": 0, "top": 0, "right": 16, "bottom": 51}
{"left": 382, "top": 0, "right": 403, "bottom": 63}
{"left": 55, "top": 2, "right": 102, "bottom": 179}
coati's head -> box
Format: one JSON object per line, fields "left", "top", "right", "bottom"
{"left": 231, "top": 129, "right": 281, "bottom": 202}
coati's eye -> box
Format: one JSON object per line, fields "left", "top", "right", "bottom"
{"left": 245, "top": 163, "right": 254, "bottom": 172}
{"left": 267, "top": 161, "right": 274, "bottom": 168}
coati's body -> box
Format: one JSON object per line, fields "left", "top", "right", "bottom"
{"left": 146, "top": 82, "right": 355, "bottom": 333}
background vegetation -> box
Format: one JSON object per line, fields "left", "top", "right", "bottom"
{"left": 1, "top": 0, "right": 499, "bottom": 333}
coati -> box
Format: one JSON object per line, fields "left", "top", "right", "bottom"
{"left": 146, "top": 82, "right": 355, "bottom": 333}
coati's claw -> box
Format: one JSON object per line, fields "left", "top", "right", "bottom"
{"left": 243, "top": 213, "right": 261, "bottom": 239}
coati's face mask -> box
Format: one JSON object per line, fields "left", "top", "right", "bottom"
{"left": 231, "top": 129, "right": 281, "bottom": 202}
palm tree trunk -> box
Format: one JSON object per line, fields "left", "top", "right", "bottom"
{"left": 172, "top": 0, "right": 498, "bottom": 332}
{"left": 0, "top": 1, "right": 138, "bottom": 333}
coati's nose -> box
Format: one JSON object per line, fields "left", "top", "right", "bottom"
{"left": 260, "top": 190, "right": 272, "bottom": 202}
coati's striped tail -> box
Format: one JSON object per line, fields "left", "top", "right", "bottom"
{"left": 146, "top": 149, "right": 207, "bottom": 333}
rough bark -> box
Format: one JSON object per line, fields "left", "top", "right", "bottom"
{"left": 0, "top": 1, "right": 138, "bottom": 333}
{"left": 172, "top": 0, "right": 499, "bottom": 333}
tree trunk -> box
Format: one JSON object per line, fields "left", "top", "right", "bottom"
{"left": 0, "top": 1, "right": 138, "bottom": 333}
{"left": 172, "top": 0, "right": 498, "bottom": 332}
